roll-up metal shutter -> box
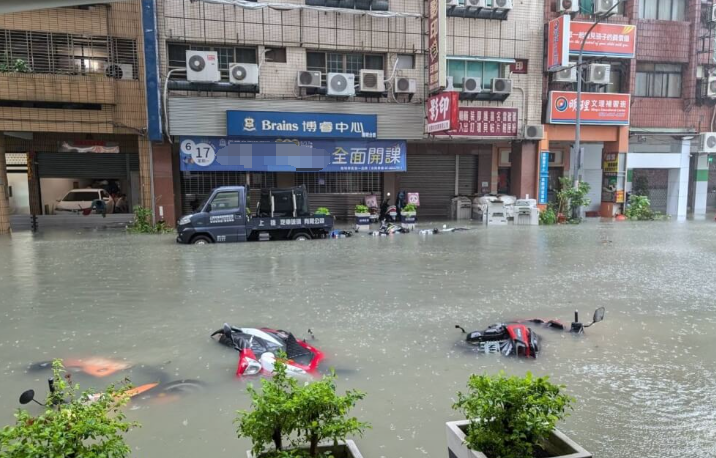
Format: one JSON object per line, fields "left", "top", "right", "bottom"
{"left": 399, "top": 153, "right": 456, "bottom": 219}
{"left": 179, "top": 171, "right": 276, "bottom": 215}
{"left": 457, "top": 154, "right": 478, "bottom": 196}
{"left": 308, "top": 194, "right": 371, "bottom": 220}
{"left": 37, "top": 152, "right": 138, "bottom": 179}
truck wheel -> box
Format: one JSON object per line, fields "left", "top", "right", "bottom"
{"left": 191, "top": 235, "right": 212, "bottom": 245}
{"left": 292, "top": 232, "right": 312, "bottom": 241}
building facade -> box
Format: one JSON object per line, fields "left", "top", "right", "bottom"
{"left": 158, "top": 0, "right": 545, "bottom": 220}
{"left": 0, "top": 1, "right": 154, "bottom": 223}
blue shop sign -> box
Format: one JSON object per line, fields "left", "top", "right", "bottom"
{"left": 538, "top": 151, "right": 550, "bottom": 205}
{"left": 226, "top": 111, "right": 378, "bottom": 139}
{"left": 179, "top": 137, "right": 406, "bottom": 172}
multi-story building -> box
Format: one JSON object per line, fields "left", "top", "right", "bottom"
{"left": 543, "top": 0, "right": 716, "bottom": 218}
{"left": 158, "top": 0, "right": 545, "bottom": 220}
{"left": 0, "top": 1, "right": 153, "bottom": 226}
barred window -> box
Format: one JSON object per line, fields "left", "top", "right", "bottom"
{"left": 167, "top": 43, "right": 257, "bottom": 78}
{"left": 307, "top": 51, "right": 384, "bottom": 81}
{"left": 295, "top": 173, "right": 382, "bottom": 194}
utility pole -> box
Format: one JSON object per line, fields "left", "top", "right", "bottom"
{"left": 573, "top": 0, "right": 623, "bottom": 215}
{"left": 0, "top": 134, "right": 10, "bottom": 234}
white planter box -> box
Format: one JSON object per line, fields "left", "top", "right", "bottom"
{"left": 247, "top": 440, "right": 363, "bottom": 458}
{"left": 446, "top": 420, "right": 591, "bottom": 458}
{"left": 355, "top": 212, "right": 371, "bottom": 231}
{"left": 401, "top": 211, "right": 416, "bottom": 230}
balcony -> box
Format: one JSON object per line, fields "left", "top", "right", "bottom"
{"left": 0, "top": 72, "right": 118, "bottom": 105}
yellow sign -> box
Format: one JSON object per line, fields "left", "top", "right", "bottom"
{"left": 603, "top": 152, "right": 619, "bottom": 173}
{"left": 616, "top": 190, "right": 625, "bottom": 203}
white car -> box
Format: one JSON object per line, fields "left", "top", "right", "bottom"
{"left": 55, "top": 189, "right": 115, "bottom": 214}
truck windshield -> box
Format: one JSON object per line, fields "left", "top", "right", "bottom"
{"left": 210, "top": 191, "right": 240, "bottom": 211}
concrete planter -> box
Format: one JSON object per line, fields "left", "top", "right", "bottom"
{"left": 446, "top": 420, "right": 591, "bottom": 458}
{"left": 247, "top": 440, "right": 364, "bottom": 458}
{"left": 355, "top": 212, "right": 371, "bottom": 231}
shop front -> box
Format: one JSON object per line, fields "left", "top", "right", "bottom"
{"left": 175, "top": 107, "right": 410, "bottom": 219}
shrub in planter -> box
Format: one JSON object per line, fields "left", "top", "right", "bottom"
{"left": 236, "top": 354, "right": 369, "bottom": 458}
{"left": 0, "top": 360, "right": 138, "bottom": 458}
{"left": 539, "top": 205, "right": 557, "bottom": 225}
{"left": 452, "top": 372, "right": 575, "bottom": 458}
{"left": 355, "top": 204, "right": 369, "bottom": 214}
{"left": 625, "top": 195, "right": 661, "bottom": 221}
{"left": 127, "top": 205, "right": 173, "bottom": 234}
{"left": 315, "top": 207, "right": 331, "bottom": 216}
{"left": 355, "top": 204, "right": 371, "bottom": 231}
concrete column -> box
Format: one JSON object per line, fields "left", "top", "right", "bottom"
{"left": 0, "top": 134, "right": 10, "bottom": 234}
{"left": 666, "top": 138, "right": 690, "bottom": 219}
{"left": 693, "top": 152, "right": 709, "bottom": 217}
{"left": 510, "top": 142, "right": 537, "bottom": 199}
{"left": 151, "top": 142, "right": 177, "bottom": 225}
{"left": 138, "top": 136, "right": 153, "bottom": 211}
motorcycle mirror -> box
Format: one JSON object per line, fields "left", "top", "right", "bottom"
{"left": 19, "top": 389, "right": 35, "bottom": 405}
{"left": 593, "top": 307, "right": 605, "bottom": 323}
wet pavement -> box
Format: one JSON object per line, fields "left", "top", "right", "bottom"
{"left": 1, "top": 219, "right": 716, "bottom": 458}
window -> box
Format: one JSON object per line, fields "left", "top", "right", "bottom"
{"left": 396, "top": 54, "right": 415, "bottom": 70}
{"left": 306, "top": 51, "right": 384, "bottom": 79}
{"left": 0, "top": 29, "right": 138, "bottom": 78}
{"left": 210, "top": 191, "right": 240, "bottom": 211}
{"left": 295, "top": 173, "right": 382, "bottom": 194}
{"left": 265, "top": 47, "right": 287, "bottom": 63}
{"left": 447, "top": 58, "right": 504, "bottom": 90}
{"left": 580, "top": 0, "right": 625, "bottom": 15}
{"left": 635, "top": 63, "right": 682, "bottom": 98}
{"left": 167, "top": 43, "right": 257, "bottom": 77}
{"left": 639, "top": 0, "right": 685, "bottom": 21}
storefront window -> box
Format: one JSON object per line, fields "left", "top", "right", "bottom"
{"left": 447, "top": 58, "right": 504, "bottom": 90}
{"left": 635, "top": 63, "right": 682, "bottom": 98}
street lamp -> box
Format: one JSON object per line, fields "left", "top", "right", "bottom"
{"left": 572, "top": 0, "right": 624, "bottom": 214}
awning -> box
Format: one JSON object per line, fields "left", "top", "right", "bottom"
{"left": 447, "top": 56, "right": 517, "bottom": 64}
{"left": 629, "top": 127, "right": 697, "bottom": 136}
{"left": 0, "top": 0, "right": 128, "bottom": 14}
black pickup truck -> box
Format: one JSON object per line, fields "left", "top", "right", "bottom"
{"left": 176, "top": 186, "right": 334, "bottom": 244}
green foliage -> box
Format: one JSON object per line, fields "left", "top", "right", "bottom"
{"left": 632, "top": 175, "right": 649, "bottom": 198}
{"left": 0, "top": 57, "right": 32, "bottom": 73}
{"left": 539, "top": 205, "right": 557, "bottom": 225}
{"left": 556, "top": 177, "right": 591, "bottom": 223}
{"left": 354, "top": 204, "right": 369, "bottom": 214}
{"left": 315, "top": 207, "right": 331, "bottom": 216}
{"left": 401, "top": 203, "right": 417, "bottom": 213}
{"left": 0, "top": 360, "right": 138, "bottom": 458}
{"left": 453, "top": 372, "right": 574, "bottom": 458}
{"left": 236, "top": 355, "right": 369, "bottom": 458}
{"left": 625, "top": 194, "right": 660, "bottom": 221}
{"left": 127, "top": 206, "right": 173, "bottom": 234}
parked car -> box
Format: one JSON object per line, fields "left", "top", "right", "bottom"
{"left": 55, "top": 189, "right": 115, "bottom": 214}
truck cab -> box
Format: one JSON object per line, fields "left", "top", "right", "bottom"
{"left": 176, "top": 186, "right": 334, "bottom": 245}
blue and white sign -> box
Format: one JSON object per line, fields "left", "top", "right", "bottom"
{"left": 538, "top": 151, "right": 550, "bottom": 205}
{"left": 179, "top": 137, "right": 406, "bottom": 172}
{"left": 227, "top": 111, "right": 378, "bottom": 139}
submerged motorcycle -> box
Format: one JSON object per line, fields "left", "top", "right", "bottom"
{"left": 370, "top": 221, "right": 410, "bottom": 236}
{"left": 456, "top": 307, "right": 605, "bottom": 358}
{"left": 211, "top": 324, "right": 324, "bottom": 377}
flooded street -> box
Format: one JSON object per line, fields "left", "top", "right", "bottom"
{"left": 1, "top": 220, "right": 716, "bottom": 458}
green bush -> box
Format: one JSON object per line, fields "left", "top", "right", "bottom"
{"left": 625, "top": 194, "right": 658, "bottom": 221}
{"left": 0, "top": 58, "right": 32, "bottom": 73}
{"left": 354, "top": 204, "right": 369, "bottom": 214}
{"left": 0, "top": 360, "right": 138, "bottom": 458}
{"left": 402, "top": 203, "right": 417, "bottom": 213}
{"left": 556, "top": 177, "right": 591, "bottom": 223}
{"left": 127, "top": 205, "right": 173, "bottom": 234}
{"left": 236, "top": 355, "right": 369, "bottom": 458}
{"left": 539, "top": 205, "right": 557, "bottom": 225}
{"left": 453, "top": 372, "right": 573, "bottom": 458}
{"left": 315, "top": 207, "right": 330, "bottom": 216}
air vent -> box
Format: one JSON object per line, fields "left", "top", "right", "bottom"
{"left": 395, "top": 77, "right": 417, "bottom": 94}
{"left": 297, "top": 70, "right": 322, "bottom": 88}
{"left": 327, "top": 72, "right": 355, "bottom": 96}
{"left": 524, "top": 124, "right": 544, "bottom": 140}
{"left": 699, "top": 132, "right": 716, "bottom": 152}
{"left": 491, "top": 78, "right": 512, "bottom": 94}
{"left": 360, "top": 70, "right": 385, "bottom": 92}
{"left": 463, "top": 77, "right": 482, "bottom": 93}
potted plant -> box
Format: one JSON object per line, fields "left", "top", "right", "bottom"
{"left": 401, "top": 203, "right": 417, "bottom": 230}
{"left": 237, "top": 354, "right": 369, "bottom": 458}
{"left": 315, "top": 207, "right": 331, "bottom": 216}
{"left": 446, "top": 372, "right": 591, "bottom": 458}
{"left": 355, "top": 204, "right": 371, "bottom": 232}
{"left": 0, "top": 360, "right": 139, "bottom": 458}
{"left": 555, "top": 177, "right": 591, "bottom": 224}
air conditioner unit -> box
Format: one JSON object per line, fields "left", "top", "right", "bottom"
{"left": 594, "top": 0, "right": 618, "bottom": 14}
{"left": 394, "top": 77, "right": 417, "bottom": 94}
{"left": 492, "top": 0, "right": 513, "bottom": 10}
{"left": 102, "top": 63, "right": 133, "bottom": 80}
{"left": 297, "top": 70, "right": 322, "bottom": 88}
{"left": 524, "top": 124, "right": 544, "bottom": 140}
{"left": 465, "top": 0, "right": 487, "bottom": 7}
{"left": 462, "top": 77, "right": 482, "bottom": 93}
{"left": 553, "top": 65, "right": 577, "bottom": 83}
{"left": 229, "top": 63, "right": 259, "bottom": 86}
{"left": 558, "top": 0, "right": 579, "bottom": 13}
{"left": 360, "top": 70, "right": 385, "bottom": 92}
{"left": 586, "top": 63, "right": 610, "bottom": 84}
{"left": 711, "top": 4, "right": 716, "bottom": 22}
{"left": 707, "top": 73, "right": 716, "bottom": 98}
{"left": 491, "top": 78, "right": 512, "bottom": 94}
{"left": 327, "top": 72, "right": 355, "bottom": 96}
{"left": 186, "top": 50, "right": 220, "bottom": 83}
{"left": 699, "top": 132, "right": 716, "bottom": 152}
{"left": 446, "top": 75, "right": 455, "bottom": 91}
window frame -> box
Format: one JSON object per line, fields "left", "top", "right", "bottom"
{"left": 635, "top": 62, "right": 682, "bottom": 98}
{"left": 306, "top": 51, "right": 385, "bottom": 83}
{"left": 166, "top": 43, "right": 258, "bottom": 78}
{"left": 447, "top": 57, "right": 507, "bottom": 91}
{"left": 638, "top": 0, "right": 685, "bottom": 21}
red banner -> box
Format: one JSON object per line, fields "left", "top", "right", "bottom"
{"left": 547, "top": 91, "right": 630, "bottom": 126}
{"left": 436, "top": 107, "right": 519, "bottom": 137}
{"left": 547, "top": 15, "right": 570, "bottom": 72}
{"left": 569, "top": 22, "right": 636, "bottom": 58}
{"left": 427, "top": 0, "right": 446, "bottom": 93}
{"left": 426, "top": 92, "right": 459, "bottom": 133}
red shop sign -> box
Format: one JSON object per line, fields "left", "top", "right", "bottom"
{"left": 436, "top": 107, "right": 519, "bottom": 137}
{"left": 425, "top": 92, "right": 459, "bottom": 134}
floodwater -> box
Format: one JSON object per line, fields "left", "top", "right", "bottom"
{"left": 1, "top": 220, "right": 716, "bottom": 458}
